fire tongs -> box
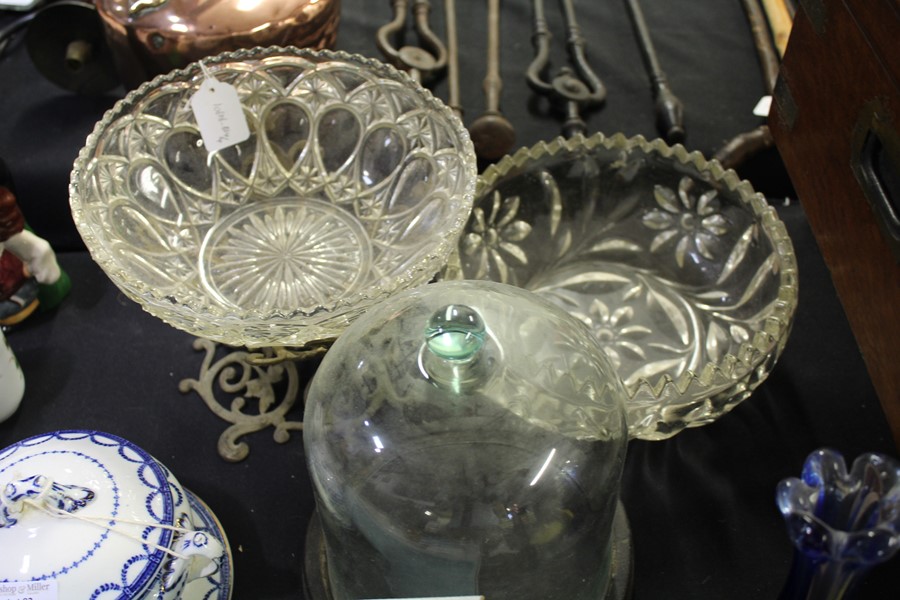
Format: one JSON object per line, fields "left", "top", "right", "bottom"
{"left": 376, "top": 0, "right": 448, "bottom": 85}
{"left": 526, "top": 0, "right": 606, "bottom": 138}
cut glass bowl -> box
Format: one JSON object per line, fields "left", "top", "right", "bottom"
{"left": 69, "top": 47, "right": 476, "bottom": 348}
{"left": 441, "top": 133, "right": 798, "bottom": 440}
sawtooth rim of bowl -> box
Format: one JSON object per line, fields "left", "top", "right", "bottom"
{"left": 69, "top": 45, "right": 477, "bottom": 348}
{"left": 472, "top": 132, "right": 799, "bottom": 439}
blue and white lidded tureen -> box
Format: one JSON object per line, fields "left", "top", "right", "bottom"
{"left": 0, "top": 430, "right": 231, "bottom": 599}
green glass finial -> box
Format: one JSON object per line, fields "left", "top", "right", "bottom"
{"left": 425, "top": 304, "right": 485, "bottom": 361}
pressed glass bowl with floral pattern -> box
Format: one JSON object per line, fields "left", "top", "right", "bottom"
{"left": 69, "top": 47, "right": 476, "bottom": 348}
{"left": 441, "top": 133, "right": 798, "bottom": 440}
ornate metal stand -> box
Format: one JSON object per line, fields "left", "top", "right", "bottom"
{"left": 178, "top": 338, "right": 329, "bottom": 462}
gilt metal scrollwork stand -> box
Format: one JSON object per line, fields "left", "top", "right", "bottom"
{"left": 179, "top": 339, "right": 331, "bottom": 462}
{"left": 527, "top": 0, "right": 606, "bottom": 138}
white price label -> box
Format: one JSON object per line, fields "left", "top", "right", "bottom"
{"left": 189, "top": 72, "right": 251, "bottom": 154}
{"left": 0, "top": 581, "right": 58, "bottom": 600}
{"left": 753, "top": 95, "right": 772, "bottom": 117}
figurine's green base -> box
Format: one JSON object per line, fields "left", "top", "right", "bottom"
{"left": 303, "top": 501, "right": 634, "bottom": 600}
{"left": 38, "top": 268, "right": 71, "bottom": 312}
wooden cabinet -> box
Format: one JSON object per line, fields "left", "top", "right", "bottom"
{"left": 770, "top": 0, "right": 900, "bottom": 445}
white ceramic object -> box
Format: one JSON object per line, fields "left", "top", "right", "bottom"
{"left": 0, "top": 330, "right": 24, "bottom": 423}
{"left": 0, "top": 430, "right": 233, "bottom": 599}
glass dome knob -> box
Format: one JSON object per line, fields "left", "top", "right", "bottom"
{"left": 421, "top": 304, "right": 492, "bottom": 391}
{"left": 425, "top": 304, "right": 486, "bottom": 360}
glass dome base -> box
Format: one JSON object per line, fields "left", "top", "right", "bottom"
{"left": 303, "top": 502, "right": 634, "bottom": 600}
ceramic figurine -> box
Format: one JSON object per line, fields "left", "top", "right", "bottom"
{"left": 0, "top": 328, "right": 24, "bottom": 422}
{"left": 0, "top": 159, "right": 70, "bottom": 326}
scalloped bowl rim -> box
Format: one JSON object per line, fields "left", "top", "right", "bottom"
{"left": 475, "top": 132, "right": 799, "bottom": 405}
{"left": 68, "top": 46, "right": 478, "bottom": 346}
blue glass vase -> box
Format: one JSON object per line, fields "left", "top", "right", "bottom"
{"left": 776, "top": 448, "right": 900, "bottom": 600}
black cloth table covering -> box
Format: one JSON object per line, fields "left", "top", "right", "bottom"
{"left": 1, "top": 1, "right": 898, "bottom": 598}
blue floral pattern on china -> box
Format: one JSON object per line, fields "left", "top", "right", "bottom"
{"left": 1, "top": 474, "right": 95, "bottom": 528}
{"left": 0, "top": 430, "right": 216, "bottom": 600}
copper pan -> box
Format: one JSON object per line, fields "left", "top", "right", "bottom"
{"left": 96, "top": 0, "right": 341, "bottom": 88}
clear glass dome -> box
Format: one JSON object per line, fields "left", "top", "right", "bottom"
{"left": 304, "top": 280, "right": 629, "bottom": 600}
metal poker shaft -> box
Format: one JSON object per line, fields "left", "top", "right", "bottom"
{"left": 469, "top": 0, "right": 516, "bottom": 161}
{"left": 445, "top": 0, "right": 462, "bottom": 117}
{"left": 624, "top": 0, "right": 685, "bottom": 144}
